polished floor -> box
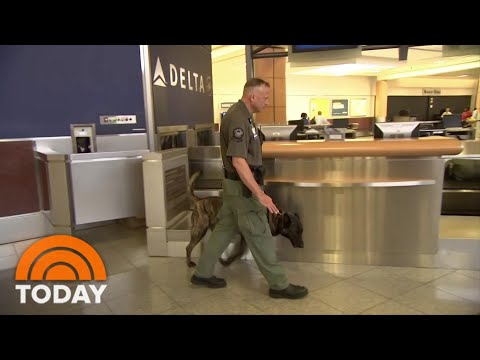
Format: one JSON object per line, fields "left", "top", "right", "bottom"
{"left": 0, "top": 215, "right": 479, "bottom": 315}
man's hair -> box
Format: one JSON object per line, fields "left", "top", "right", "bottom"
{"left": 243, "top": 78, "right": 270, "bottom": 95}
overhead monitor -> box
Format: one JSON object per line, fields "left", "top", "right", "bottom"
{"left": 374, "top": 122, "right": 421, "bottom": 139}
{"left": 259, "top": 125, "right": 298, "bottom": 141}
{"left": 288, "top": 45, "right": 362, "bottom": 67}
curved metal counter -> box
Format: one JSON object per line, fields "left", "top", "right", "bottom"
{"left": 262, "top": 137, "right": 463, "bottom": 267}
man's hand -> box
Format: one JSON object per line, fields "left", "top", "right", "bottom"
{"left": 256, "top": 192, "right": 280, "bottom": 214}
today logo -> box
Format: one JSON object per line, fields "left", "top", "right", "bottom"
{"left": 15, "top": 235, "right": 107, "bottom": 304}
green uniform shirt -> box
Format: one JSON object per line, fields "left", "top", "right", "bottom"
{"left": 220, "top": 100, "right": 263, "bottom": 173}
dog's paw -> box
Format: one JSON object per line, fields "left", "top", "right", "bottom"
{"left": 187, "top": 260, "right": 197, "bottom": 267}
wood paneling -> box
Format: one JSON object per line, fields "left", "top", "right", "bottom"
{"left": 274, "top": 107, "right": 287, "bottom": 124}
{"left": 273, "top": 57, "right": 286, "bottom": 78}
{"left": 255, "top": 107, "right": 275, "bottom": 125}
{"left": 274, "top": 78, "right": 286, "bottom": 107}
{"left": 253, "top": 47, "right": 287, "bottom": 125}
{"left": 254, "top": 58, "right": 274, "bottom": 78}
{"left": 0, "top": 141, "right": 39, "bottom": 217}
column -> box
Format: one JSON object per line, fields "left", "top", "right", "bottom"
{"left": 252, "top": 48, "right": 286, "bottom": 125}
{"left": 375, "top": 80, "right": 388, "bottom": 122}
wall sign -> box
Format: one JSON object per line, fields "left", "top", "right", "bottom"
{"left": 331, "top": 99, "right": 349, "bottom": 116}
{"left": 149, "top": 45, "right": 213, "bottom": 128}
{"left": 422, "top": 88, "right": 441, "bottom": 95}
{"left": 220, "top": 102, "right": 235, "bottom": 109}
{"left": 350, "top": 98, "right": 367, "bottom": 116}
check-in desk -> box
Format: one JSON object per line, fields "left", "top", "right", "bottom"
{"left": 261, "top": 137, "right": 463, "bottom": 267}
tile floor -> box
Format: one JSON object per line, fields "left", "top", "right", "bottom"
{"left": 0, "top": 216, "right": 479, "bottom": 315}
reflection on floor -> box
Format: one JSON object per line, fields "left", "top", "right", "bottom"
{"left": 0, "top": 216, "right": 479, "bottom": 315}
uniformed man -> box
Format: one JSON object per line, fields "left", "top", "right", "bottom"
{"left": 191, "top": 78, "right": 308, "bottom": 299}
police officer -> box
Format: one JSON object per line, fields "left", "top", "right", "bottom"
{"left": 191, "top": 78, "right": 308, "bottom": 299}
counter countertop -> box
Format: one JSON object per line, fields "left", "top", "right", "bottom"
{"left": 262, "top": 136, "right": 463, "bottom": 158}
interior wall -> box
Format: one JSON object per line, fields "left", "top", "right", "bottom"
{"left": 0, "top": 45, "right": 146, "bottom": 139}
{"left": 211, "top": 48, "right": 479, "bottom": 124}
{"left": 286, "top": 74, "right": 377, "bottom": 120}
{"left": 212, "top": 54, "right": 246, "bottom": 124}
{"left": 387, "top": 78, "right": 476, "bottom": 98}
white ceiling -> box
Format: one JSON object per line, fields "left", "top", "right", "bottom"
{"left": 211, "top": 45, "right": 480, "bottom": 79}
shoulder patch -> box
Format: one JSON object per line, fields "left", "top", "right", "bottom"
{"left": 232, "top": 128, "right": 244, "bottom": 141}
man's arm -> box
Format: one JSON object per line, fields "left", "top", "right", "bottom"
{"left": 232, "top": 157, "right": 279, "bottom": 214}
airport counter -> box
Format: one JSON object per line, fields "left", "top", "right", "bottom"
{"left": 261, "top": 137, "right": 463, "bottom": 267}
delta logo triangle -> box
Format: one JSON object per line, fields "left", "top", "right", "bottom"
{"left": 153, "top": 58, "right": 168, "bottom": 87}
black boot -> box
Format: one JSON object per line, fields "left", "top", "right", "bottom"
{"left": 191, "top": 274, "right": 227, "bottom": 288}
{"left": 269, "top": 284, "right": 308, "bottom": 299}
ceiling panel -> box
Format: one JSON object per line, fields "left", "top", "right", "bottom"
{"left": 211, "top": 45, "right": 480, "bottom": 79}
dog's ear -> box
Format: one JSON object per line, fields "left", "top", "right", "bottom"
{"left": 282, "top": 212, "right": 292, "bottom": 227}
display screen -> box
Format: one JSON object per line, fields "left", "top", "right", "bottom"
{"left": 442, "top": 114, "right": 462, "bottom": 128}
{"left": 259, "top": 125, "right": 298, "bottom": 141}
{"left": 374, "top": 122, "right": 421, "bottom": 139}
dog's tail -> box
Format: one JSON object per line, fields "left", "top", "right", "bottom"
{"left": 188, "top": 171, "right": 202, "bottom": 203}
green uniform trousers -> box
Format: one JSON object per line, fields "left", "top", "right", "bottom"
{"left": 195, "top": 179, "right": 289, "bottom": 290}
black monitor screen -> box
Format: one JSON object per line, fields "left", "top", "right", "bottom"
{"left": 259, "top": 125, "right": 297, "bottom": 141}
{"left": 331, "top": 118, "right": 349, "bottom": 128}
{"left": 287, "top": 119, "right": 304, "bottom": 132}
{"left": 442, "top": 114, "right": 462, "bottom": 128}
{"left": 374, "top": 122, "right": 420, "bottom": 139}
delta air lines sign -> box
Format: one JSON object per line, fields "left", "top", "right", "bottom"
{"left": 148, "top": 45, "right": 213, "bottom": 128}
{"left": 153, "top": 57, "right": 212, "bottom": 95}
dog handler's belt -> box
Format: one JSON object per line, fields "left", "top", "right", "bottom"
{"left": 224, "top": 170, "right": 241, "bottom": 181}
{"left": 224, "top": 166, "right": 265, "bottom": 197}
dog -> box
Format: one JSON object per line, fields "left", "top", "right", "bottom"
{"left": 186, "top": 171, "right": 304, "bottom": 268}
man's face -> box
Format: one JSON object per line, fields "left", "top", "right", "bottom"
{"left": 251, "top": 85, "right": 270, "bottom": 113}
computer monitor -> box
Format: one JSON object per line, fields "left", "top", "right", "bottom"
{"left": 331, "top": 118, "right": 349, "bottom": 128}
{"left": 442, "top": 114, "right": 463, "bottom": 129}
{"left": 374, "top": 122, "right": 421, "bottom": 139}
{"left": 287, "top": 119, "right": 304, "bottom": 131}
{"left": 259, "top": 125, "right": 298, "bottom": 141}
